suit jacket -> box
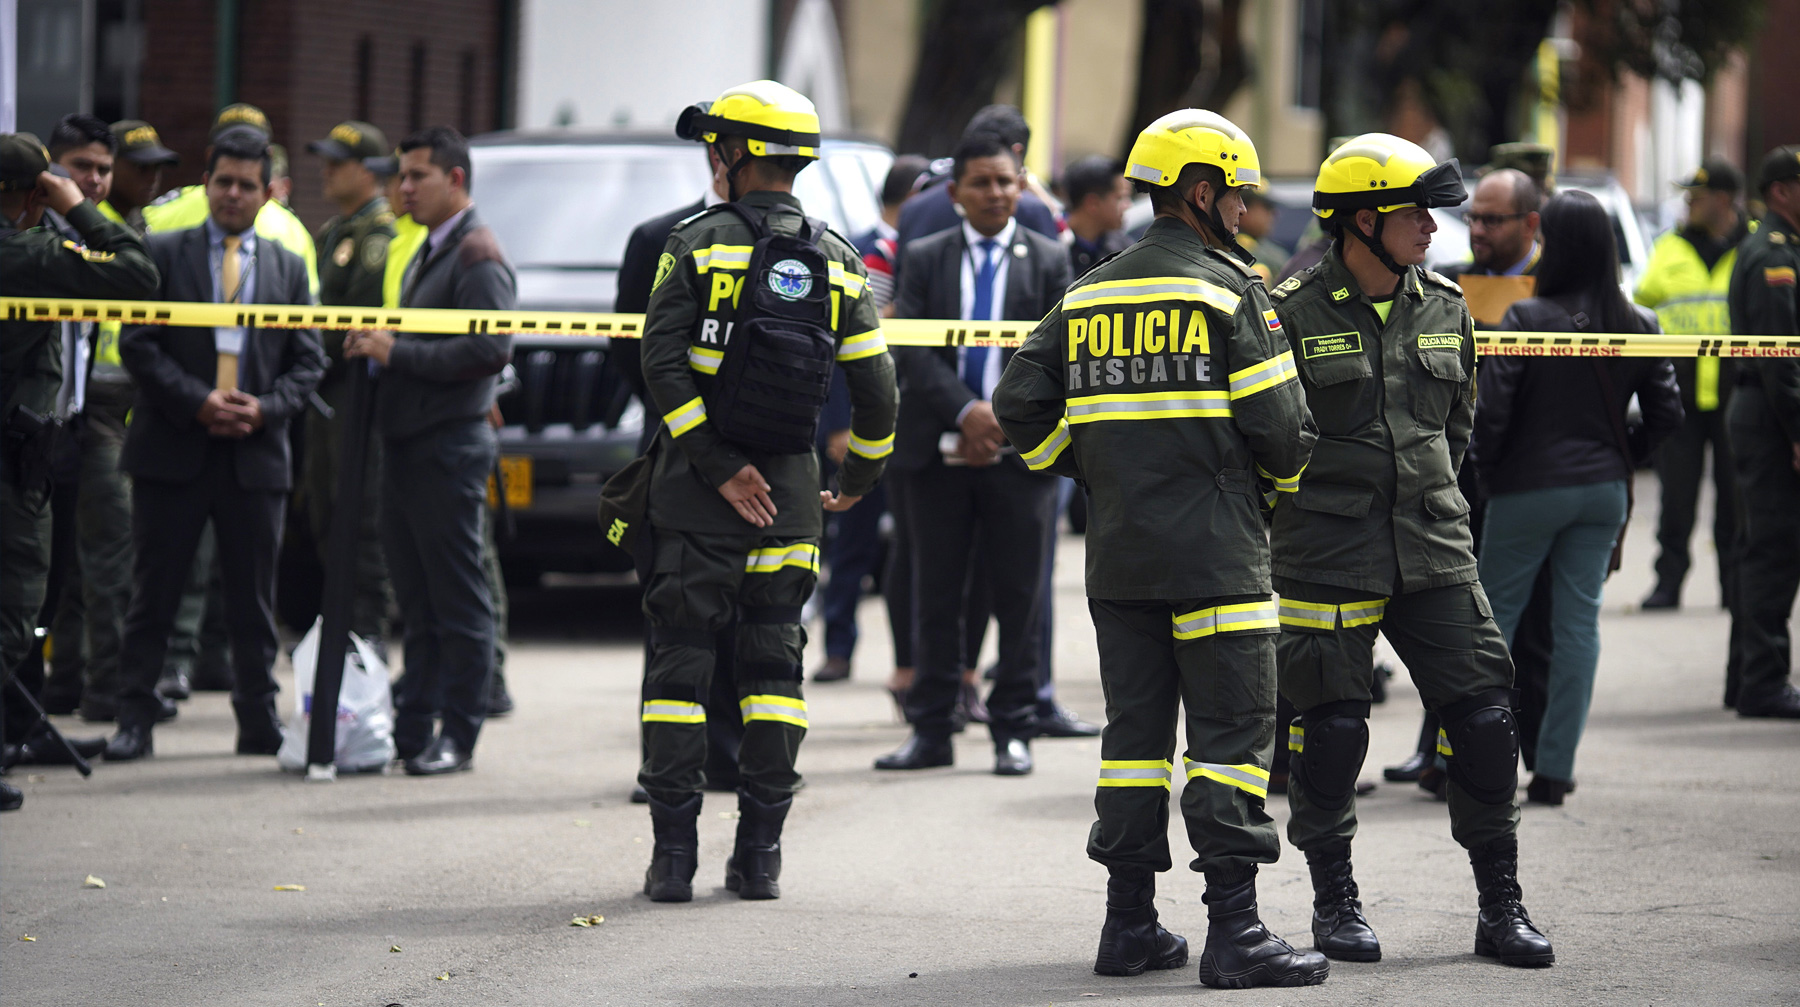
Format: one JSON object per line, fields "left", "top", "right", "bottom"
{"left": 889, "top": 223, "right": 1072, "bottom": 471}
{"left": 611, "top": 197, "right": 706, "bottom": 399}
{"left": 120, "top": 223, "right": 324, "bottom": 491}
{"left": 378, "top": 206, "right": 516, "bottom": 440}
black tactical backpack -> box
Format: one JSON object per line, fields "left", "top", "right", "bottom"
{"left": 703, "top": 203, "right": 836, "bottom": 454}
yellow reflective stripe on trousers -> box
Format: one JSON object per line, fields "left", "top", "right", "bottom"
{"left": 1436, "top": 728, "right": 1454, "bottom": 757}
{"left": 692, "top": 244, "right": 752, "bottom": 272}
{"left": 837, "top": 327, "right": 886, "bottom": 361}
{"left": 1171, "top": 600, "right": 1278, "bottom": 640}
{"left": 1288, "top": 724, "right": 1305, "bottom": 752}
{"left": 1067, "top": 390, "right": 1230, "bottom": 423}
{"left": 1339, "top": 599, "right": 1387, "bottom": 628}
{"left": 1257, "top": 462, "right": 1303, "bottom": 493}
{"left": 1096, "top": 759, "right": 1173, "bottom": 788}
{"left": 1021, "top": 418, "right": 1071, "bottom": 470}
{"left": 744, "top": 543, "right": 821, "bottom": 574}
{"left": 1277, "top": 599, "right": 1337, "bottom": 630}
{"left": 1228, "top": 350, "right": 1298, "bottom": 399}
{"left": 687, "top": 346, "right": 724, "bottom": 375}
{"left": 1183, "top": 759, "right": 1271, "bottom": 798}
{"left": 642, "top": 700, "right": 705, "bottom": 724}
{"left": 847, "top": 432, "right": 894, "bottom": 459}
{"left": 740, "top": 694, "right": 809, "bottom": 728}
{"left": 1062, "top": 275, "right": 1241, "bottom": 315}
{"left": 664, "top": 396, "right": 707, "bottom": 437}
{"left": 827, "top": 261, "right": 867, "bottom": 299}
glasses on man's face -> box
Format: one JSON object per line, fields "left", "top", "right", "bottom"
{"left": 1462, "top": 211, "right": 1529, "bottom": 229}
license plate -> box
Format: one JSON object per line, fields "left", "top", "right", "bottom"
{"left": 488, "top": 454, "right": 533, "bottom": 509}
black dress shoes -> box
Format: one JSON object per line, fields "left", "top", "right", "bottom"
{"left": 1384, "top": 750, "right": 1432, "bottom": 782}
{"left": 486, "top": 669, "right": 515, "bottom": 717}
{"left": 994, "top": 737, "right": 1033, "bottom": 776}
{"left": 104, "top": 724, "right": 154, "bottom": 761}
{"left": 812, "top": 657, "right": 851, "bottom": 683}
{"left": 0, "top": 779, "right": 21, "bottom": 812}
{"left": 1640, "top": 584, "right": 1680, "bottom": 610}
{"left": 1526, "top": 774, "right": 1575, "bottom": 806}
{"left": 1037, "top": 704, "right": 1101, "bottom": 738}
{"left": 157, "top": 665, "right": 193, "bottom": 700}
{"left": 403, "top": 736, "right": 473, "bottom": 775}
{"left": 233, "top": 698, "right": 283, "bottom": 755}
{"left": 874, "top": 733, "right": 953, "bottom": 770}
{"left": 1738, "top": 683, "right": 1800, "bottom": 719}
{"left": 11, "top": 727, "right": 107, "bottom": 766}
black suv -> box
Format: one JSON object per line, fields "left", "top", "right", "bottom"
{"left": 468, "top": 131, "right": 894, "bottom": 581}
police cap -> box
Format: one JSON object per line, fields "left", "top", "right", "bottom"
{"left": 210, "top": 103, "right": 272, "bottom": 140}
{"left": 111, "top": 120, "right": 179, "bottom": 165}
{"left": 1677, "top": 158, "right": 1742, "bottom": 194}
{"left": 0, "top": 133, "right": 51, "bottom": 192}
{"left": 1759, "top": 145, "right": 1800, "bottom": 192}
{"left": 308, "top": 120, "right": 389, "bottom": 163}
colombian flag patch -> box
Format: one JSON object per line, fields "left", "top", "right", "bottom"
{"left": 1262, "top": 308, "right": 1283, "bottom": 333}
{"left": 1767, "top": 266, "right": 1797, "bottom": 287}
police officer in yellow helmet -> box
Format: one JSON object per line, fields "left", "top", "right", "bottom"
{"left": 633, "top": 80, "right": 897, "bottom": 902}
{"left": 997, "top": 108, "right": 1324, "bottom": 989}
{"left": 1266, "top": 134, "right": 1555, "bottom": 966}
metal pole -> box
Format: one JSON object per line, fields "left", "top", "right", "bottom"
{"left": 304, "top": 362, "right": 373, "bottom": 774}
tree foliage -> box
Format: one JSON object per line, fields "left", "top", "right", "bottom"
{"left": 895, "top": 0, "right": 1055, "bottom": 156}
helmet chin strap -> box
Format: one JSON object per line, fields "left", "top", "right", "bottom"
{"left": 1188, "top": 189, "right": 1255, "bottom": 266}
{"left": 713, "top": 142, "right": 755, "bottom": 201}
{"left": 1342, "top": 211, "right": 1407, "bottom": 276}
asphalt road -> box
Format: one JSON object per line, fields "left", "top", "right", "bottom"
{"left": 4, "top": 473, "right": 1797, "bottom": 1006}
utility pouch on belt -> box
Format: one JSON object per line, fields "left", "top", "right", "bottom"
{"left": 596, "top": 439, "right": 655, "bottom": 556}
{"left": 703, "top": 203, "right": 836, "bottom": 455}
{"left": 2, "top": 405, "right": 60, "bottom": 493}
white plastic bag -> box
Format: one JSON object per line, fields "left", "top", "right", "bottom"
{"left": 278, "top": 618, "right": 396, "bottom": 773}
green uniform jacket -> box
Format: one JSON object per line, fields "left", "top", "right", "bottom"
{"left": 1267, "top": 246, "right": 1478, "bottom": 596}
{"left": 143, "top": 185, "right": 319, "bottom": 297}
{"left": 315, "top": 196, "right": 398, "bottom": 397}
{"left": 0, "top": 201, "right": 160, "bottom": 421}
{"left": 1635, "top": 225, "right": 1741, "bottom": 413}
{"left": 1728, "top": 214, "right": 1800, "bottom": 441}
{"left": 993, "top": 217, "right": 1316, "bottom": 601}
{"left": 640, "top": 189, "right": 898, "bottom": 538}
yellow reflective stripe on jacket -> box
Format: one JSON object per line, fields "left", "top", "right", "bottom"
{"left": 847, "top": 432, "right": 894, "bottom": 459}
{"left": 1183, "top": 759, "right": 1271, "bottom": 798}
{"left": 692, "top": 244, "right": 753, "bottom": 273}
{"left": 664, "top": 396, "right": 707, "bottom": 437}
{"left": 1171, "top": 600, "right": 1278, "bottom": 640}
{"left": 1066, "top": 390, "right": 1231, "bottom": 423}
{"left": 1696, "top": 356, "right": 1720, "bottom": 411}
{"left": 1021, "top": 418, "right": 1071, "bottom": 470}
{"left": 1228, "top": 350, "right": 1298, "bottom": 399}
{"left": 687, "top": 345, "right": 724, "bottom": 375}
{"left": 1436, "top": 728, "right": 1454, "bottom": 757}
{"left": 837, "top": 327, "right": 886, "bottom": 361}
{"left": 1096, "top": 759, "right": 1174, "bottom": 788}
{"left": 1339, "top": 599, "right": 1388, "bottom": 627}
{"left": 744, "top": 543, "right": 821, "bottom": 574}
{"left": 827, "top": 261, "right": 867, "bottom": 299}
{"left": 1257, "top": 462, "right": 1304, "bottom": 493}
{"left": 1277, "top": 599, "right": 1337, "bottom": 630}
{"left": 1063, "top": 275, "right": 1241, "bottom": 315}
{"left": 642, "top": 700, "right": 706, "bottom": 724}
{"left": 1288, "top": 724, "right": 1305, "bottom": 752}
{"left": 740, "top": 694, "right": 809, "bottom": 728}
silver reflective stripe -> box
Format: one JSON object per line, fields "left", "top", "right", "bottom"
{"left": 1184, "top": 759, "right": 1271, "bottom": 797}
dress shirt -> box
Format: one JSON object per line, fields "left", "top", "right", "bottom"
{"left": 956, "top": 217, "right": 1016, "bottom": 406}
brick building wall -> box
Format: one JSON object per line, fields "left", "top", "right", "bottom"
{"left": 138, "top": 0, "right": 516, "bottom": 232}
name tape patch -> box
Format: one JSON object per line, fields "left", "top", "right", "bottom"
{"left": 1302, "top": 332, "right": 1362, "bottom": 359}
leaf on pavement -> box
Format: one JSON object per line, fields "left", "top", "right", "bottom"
{"left": 82, "top": 875, "right": 105, "bottom": 889}
{"left": 273, "top": 884, "right": 306, "bottom": 892}
{"left": 435, "top": 973, "right": 450, "bottom": 981}
{"left": 570, "top": 914, "right": 605, "bottom": 927}
{"left": 390, "top": 945, "right": 403, "bottom": 952}
{"left": 19, "top": 935, "right": 36, "bottom": 941}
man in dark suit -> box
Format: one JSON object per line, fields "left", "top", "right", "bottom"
{"left": 895, "top": 105, "right": 1060, "bottom": 253}
{"left": 105, "top": 127, "right": 325, "bottom": 760}
{"left": 875, "top": 134, "right": 1073, "bottom": 776}
{"left": 344, "top": 126, "right": 515, "bottom": 776}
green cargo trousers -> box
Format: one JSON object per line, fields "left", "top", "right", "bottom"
{"left": 0, "top": 471, "right": 52, "bottom": 693}
{"left": 639, "top": 529, "right": 817, "bottom": 807}
{"left": 1085, "top": 596, "right": 1282, "bottom": 885}
{"left": 1275, "top": 579, "right": 1520, "bottom": 853}
{"left": 301, "top": 397, "right": 393, "bottom": 642}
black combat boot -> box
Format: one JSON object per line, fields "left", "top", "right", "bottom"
{"left": 643, "top": 793, "right": 701, "bottom": 903}
{"left": 1093, "top": 868, "right": 1188, "bottom": 976}
{"left": 1306, "top": 842, "right": 1381, "bottom": 962}
{"left": 724, "top": 789, "right": 791, "bottom": 900}
{"left": 1470, "top": 839, "right": 1555, "bottom": 967}
{"left": 1196, "top": 875, "right": 1330, "bottom": 988}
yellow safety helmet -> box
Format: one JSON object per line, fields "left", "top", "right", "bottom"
{"left": 676, "top": 80, "right": 820, "bottom": 160}
{"left": 1125, "top": 108, "right": 1261, "bottom": 190}
{"left": 1312, "top": 133, "right": 1464, "bottom": 219}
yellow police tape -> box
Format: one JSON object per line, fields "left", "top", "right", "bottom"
{"left": 7, "top": 297, "right": 1800, "bottom": 358}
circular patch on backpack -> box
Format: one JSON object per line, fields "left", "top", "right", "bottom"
{"left": 767, "top": 258, "right": 813, "bottom": 300}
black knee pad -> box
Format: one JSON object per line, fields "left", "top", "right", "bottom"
{"left": 1294, "top": 700, "right": 1370, "bottom": 811}
{"left": 1439, "top": 688, "right": 1519, "bottom": 805}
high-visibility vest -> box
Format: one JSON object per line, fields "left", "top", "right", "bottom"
{"left": 1635, "top": 229, "right": 1736, "bottom": 410}
{"left": 383, "top": 213, "right": 429, "bottom": 309}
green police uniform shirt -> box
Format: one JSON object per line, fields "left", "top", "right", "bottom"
{"left": 1728, "top": 214, "right": 1800, "bottom": 441}
{"left": 639, "top": 189, "right": 898, "bottom": 538}
{"left": 314, "top": 196, "right": 398, "bottom": 399}
{"left": 1268, "top": 245, "right": 1479, "bottom": 596}
{"left": 0, "top": 201, "right": 159, "bottom": 422}
{"left": 994, "top": 217, "right": 1315, "bottom": 601}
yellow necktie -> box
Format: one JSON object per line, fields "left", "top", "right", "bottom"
{"left": 217, "top": 234, "right": 242, "bottom": 390}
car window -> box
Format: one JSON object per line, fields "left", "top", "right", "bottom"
{"left": 472, "top": 147, "right": 712, "bottom": 269}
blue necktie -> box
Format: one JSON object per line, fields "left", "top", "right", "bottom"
{"left": 962, "top": 238, "right": 999, "bottom": 396}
